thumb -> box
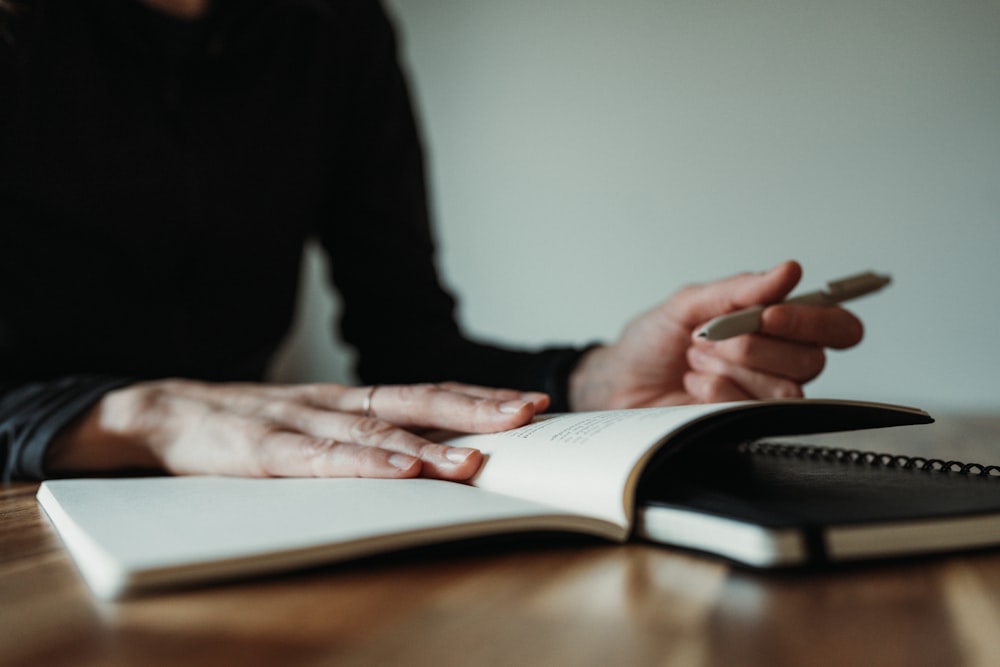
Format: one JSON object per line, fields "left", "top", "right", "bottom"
{"left": 670, "top": 260, "right": 803, "bottom": 329}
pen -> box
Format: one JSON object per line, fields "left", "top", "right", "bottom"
{"left": 696, "top": 271, "right": 892, "bottom": 341}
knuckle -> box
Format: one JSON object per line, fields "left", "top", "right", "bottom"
{"left": 466, "top": 400, "right": 501, "bottom": 428}
{"left": 417, "top": 442, "right": 449, "bottom": 460}
{"left": 394, "top": 383, "right": 449, "bottom": 422}
{"left": 347, "top": 415, "right": 396, "bottom": 445}
{"left": 302, "top": 438, "right": 345, "bottom": 476}
{"left": 273, "top": 437, "right": 344, "bottom": 478}
{"left": 300, "top": 383, "right": 348, "bottom": 406}
{"left": 771, "top": 380, "right": 804, "bottom": 399}
{"left": 700, "top": 374, "right": 732, "bottom": 401}
{"left": 763, "top": 305, "right": 796, "bottom": 336}
{"left": 727, "top": 335, "right": 756, "bottom": 360}
{"left": 264, "top": 398, "right": 298, "bottom": 421}
{"left": 353, "top": 445, "right": 391, "bottom": 477}
{"left": 397, "top": 383, "right": 439, "bottom": 402}
{"left": 243, "top": 421, "right": 287, "bottom": 474}
{"left": 250, "top": 419, "right": 285, "bottom": 441}
{"left": 257, "top": 435, "right": 349, "bottom": 478}
{"left": 304, "top": 437, "right": 340, "bottom": 458}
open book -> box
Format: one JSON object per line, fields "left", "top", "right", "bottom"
{"left": 39, "top": 398, "right": 991, "bottom": 599}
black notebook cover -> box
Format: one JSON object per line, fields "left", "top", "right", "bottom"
{"left": 636, "top": 439, "right": 1000, "bottom": 567}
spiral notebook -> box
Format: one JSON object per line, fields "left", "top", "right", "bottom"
{"left": 636, "top": 440, "right": 1000, "bottom": 567}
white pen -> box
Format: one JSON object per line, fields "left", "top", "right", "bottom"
{"left": 696, "top": 271, "right": 892, "bottom": 341}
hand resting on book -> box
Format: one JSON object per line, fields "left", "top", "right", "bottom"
{"left": 44, "top": 380, "right": 548, "bottom": 480}
{"left": 568, "top": 261, "right": 864, "bottom": 410}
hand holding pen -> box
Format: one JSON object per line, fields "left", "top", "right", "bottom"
{"left": 697, "top": 271, "right": 892, "bottom": 341}
{"left": 568, "top": 262, "right": 872, "bottom": 409}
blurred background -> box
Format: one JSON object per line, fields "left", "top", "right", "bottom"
{"left": 270, "top": 0, "right": 1000, "bottom": 413}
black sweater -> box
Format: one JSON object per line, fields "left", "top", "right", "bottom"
{"left": 0, "top": 0, "right": 583, "bottom": 480}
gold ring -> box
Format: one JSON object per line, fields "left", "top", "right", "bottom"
{"left": 362, "top": 385, "right": 379, "bottom": 418}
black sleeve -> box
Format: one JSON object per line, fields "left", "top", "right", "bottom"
{"left": 0, "top": 377, "right": 133, "bottom": 481}
{"left": 318, "top": 2, "right": 591, "bottom": 407}
{"left": 0, "top": 11, "right": 134, "bottom": 481}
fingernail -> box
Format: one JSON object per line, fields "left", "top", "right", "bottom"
{"left": 389, "top": 453, "right": 418, "bottom": 471}
{"left": 445, "top": 447, "right": 476, "bottom": 463}
{"left": 499, "top": 400, "right": 529, "bottom": 414}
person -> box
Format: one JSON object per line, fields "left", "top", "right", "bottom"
{"left": 0, "top": 0, "right": 863, "bottom": 482}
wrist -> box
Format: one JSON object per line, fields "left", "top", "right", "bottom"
{"left": 45, "top": 383, "right": 163, "bottom": 475}
{"left": 567, "top": 344, "right": 616, "bottom": 412}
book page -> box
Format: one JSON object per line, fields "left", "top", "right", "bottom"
{"left": 445, "top": 398, "right": 931, "bottom": 528}
{"left": 446, "top": 403, "right": 739, "bottom": 527}
{"left": 38, "top": 476, "right": 626, "bottom": 599}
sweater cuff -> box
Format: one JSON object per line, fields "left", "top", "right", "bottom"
{"left": 1, "top": 376, "right": 133, "bottom": 481}
{"left": 540, "top": 343, "right": 601, "bottom": 413}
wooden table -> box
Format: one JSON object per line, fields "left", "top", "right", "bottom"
{"left": 4, "top": 413, "right": 1000, "bottom": 667}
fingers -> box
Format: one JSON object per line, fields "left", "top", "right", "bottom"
{"left": 671, "top": 263, "right": 864, "bottom": 402}
{"left": 687, "top": 346, "right": 806, "bottom": 400}
{"left": 380, "top": 383, "right": 549, "bottom": 431}
{"left": 692, "top": 335, "right": 827, "bottom": 383}
{"left": 248, "top": 430, "right": 483, "bottom": 481}
{"left": 237, "top": 402, "right": 487, "bottom": 479}
{"left": 155, "top": 402, "right": 485, "bottom": 481}
{"left": 231, "top": 429, "right": 423, "bottom": 479}
{"left": 687, "top": 324, "right": 834, "bottom": 399}
{"left": 672, "top": 261, "right": 864, "bottom": 350}
{"left": 761, "top": 303, "right": 864, "bottom": 349}
{"left": 682, "top": 371, "right": 755, "bottom": 403}
{"left": 140, "top": 379, "right": 546, "bottom": 481}
{"left": 175, "top": 378, "right": 548, "bottom": 438}
{"left": 669, "top": 261, "right": 803, "bottom": 331}
{"left": 296, "top": 382, "right": 548, "bottom": 433}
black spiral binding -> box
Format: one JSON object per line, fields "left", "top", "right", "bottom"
{"left": 740, "top": 441, "right": 1000, "bottom": 477}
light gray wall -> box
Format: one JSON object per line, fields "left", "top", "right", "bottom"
{"left": 271, "top": 0, "right": 1000, "bottom": 413}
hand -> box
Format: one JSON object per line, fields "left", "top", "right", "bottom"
{"left": 45, "top": 379, "right": 548, "bottom": 480}
{"left": 568, "top": 260, "right": 864, "bottom": 409}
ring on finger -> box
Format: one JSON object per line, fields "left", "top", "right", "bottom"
{"left": 362, "top": 385, "right": 379, "bottom": 418}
